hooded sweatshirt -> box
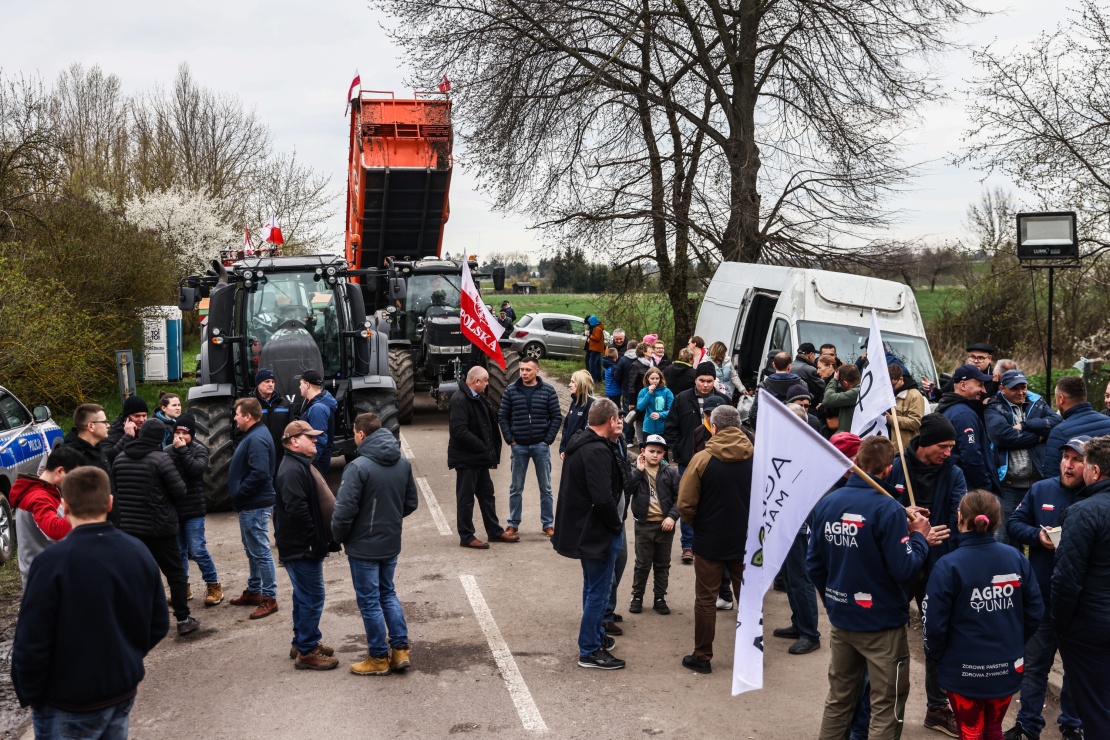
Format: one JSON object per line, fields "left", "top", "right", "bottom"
{"left": 676, "top": 426, "right": 755, "bottom": 561}
{"left": 10, "top": 474, "right": 71, "bottom": 583}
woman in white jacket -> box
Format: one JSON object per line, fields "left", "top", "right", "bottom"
{"left": 707, "top": 341, "right": 746, "bottom": 398}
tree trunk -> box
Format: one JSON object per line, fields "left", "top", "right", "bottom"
{"left": 721, "top": 0, "right": 762, "bottom": 265}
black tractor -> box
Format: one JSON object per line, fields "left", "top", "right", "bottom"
{"left": 178, "top": 254, "right": 398, "bottom": 510}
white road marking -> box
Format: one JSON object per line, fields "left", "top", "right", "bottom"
{"left": 400, "top": 433, "right": 414, "bottom": 460}
{"left": 459, "top": 574, "right": 547, "bottom": 733}
{"left": 416, "top": 476, "right": 452, "bottom": 536}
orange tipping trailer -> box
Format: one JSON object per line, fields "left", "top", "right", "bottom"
{"left": 345, "top": 90, "right": 453, "bottom": 272}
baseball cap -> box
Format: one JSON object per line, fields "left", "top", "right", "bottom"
{"left": 702, "top": 395, "right": 727, "bottom": 414}
{"left": 641, "top": 434, "right": 668, "bottom": 450}
{"left": 282, "top": 420, "right": 323, "bottom": 442}
{"left": 830, "top": 432, "right": 862, "bottom": 458}
{"left": 1000, "top": 370, "right": 1028, "bottom": 389}
{"left": 295, "top": 369, "right": 324, "bottom": 386}
{"left": 798, "top": 342, "right": 817, "bottom": 354}
{"left": 952, "top": 364, "right": 993, "bottom": 384}
{"left": 1062, "top": 435, "right": 1092, "bottom": 456}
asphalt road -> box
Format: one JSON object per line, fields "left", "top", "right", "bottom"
{"left": 22, "top": 385, "right": 1061, "bottom": 739}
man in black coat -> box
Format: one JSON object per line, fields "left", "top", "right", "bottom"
{"left": 274, "top": 420, "right": 339, "bottom": 670}
{"left": 450, "top": 366, "right": 519, "bottom": 549}
{"left": 165, "top": 414, "right": 222, "bottom": 606}
{"left": 62, "top": 403, "right": 111, "bottom": 472}
{"left": 793, "top": 343, "right": 826, "bottom": 399}
{"left": 109, "top": 418, "right": 198, "bottom": 635}
{"left": 551, "top": 399, "right": 629, "bottom": 670}
{"left": 104, "top": 395, "right": 149, "bottom": 464}
{"left": 12, "top": 466, "right": 168, "bottom": 736}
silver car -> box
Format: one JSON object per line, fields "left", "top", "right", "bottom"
{"left": 508, "top": 313, "right": 609, "bottom": 360}
{"left": 0, "top": 386, "right": 63, "bottom": 563}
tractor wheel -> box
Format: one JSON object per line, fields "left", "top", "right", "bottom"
{"left": 389, "top": 347, "right": 416, "bottom": 425}
{"left": 486, "top": 349, "right": 521, "bottom": 411}
{"left": 190, "top": 397, "right": 235, "bottom": 512}
{"left": 352, "top": 388, "right": 400, "bottom": 441}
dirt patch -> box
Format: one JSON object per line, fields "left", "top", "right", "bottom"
{"left": 401, "top": 600, "right": 461, "bottom": 623}
{"left": 412, "top": 639, "right": 495, "bottom": 676}
{"left": 0, "top": 560, "right": 29, "bottom": 739}
{"left": 449, "top": 722, "right": 481, "bottom": 734}
{"left": 329, "top": 599, "right": 361, "bottom": 617}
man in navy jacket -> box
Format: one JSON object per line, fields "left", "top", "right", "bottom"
{"left": 808, "top": 436, "right": 931, "bottom": 739}
{"left": 937, "top": 363, "right": 999, "bottom": 494}
{"left": 1039, "top": 375, "right": 1110, "bottom": 478}
{"left": 1005, "top": 436, "right": 1087, "bottom": 740}
{"left": 12, "top": 466, "right": 168, "bottom": 737}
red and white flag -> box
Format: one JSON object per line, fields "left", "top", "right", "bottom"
{"left": 438, "top": 75, "right": 451, "bottom": 93}
{"left": 460, "top": 261, "right": 506, "bottom": 369}
{"left": 261, "top": 216, "right": 284, "bottom": 246}
{"left": 243, "top": 226, "right": 254, "bottom": 256}
{"left": 346, "top": 70, "right": 360, "bottom": 114}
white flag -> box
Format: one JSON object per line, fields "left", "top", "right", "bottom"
{"left": 734, "top": 389, "right": 854, "bottom": 695}
{"left": 850, "top": 309, "right": 897, "bottom": 437}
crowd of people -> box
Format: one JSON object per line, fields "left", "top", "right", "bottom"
{"left": 9, "top": 326, "right": 1110, "bottom": 739}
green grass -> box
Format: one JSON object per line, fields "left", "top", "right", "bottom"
{"left": 500, "top": 293, "right": 602, "bottom": 319}
{"left": 0, "top": 557, "right": 21, "bottom": 599}
{"left": 913, "top": 285, "right": 966, "bottom": 323}
{"left": 539, "top": 358, "right": 584, "bottom": 385}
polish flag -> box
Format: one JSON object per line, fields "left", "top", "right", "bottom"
{"left": 348, "top": 70, "right": 361, "bottom": 102}
{"left": 243, "top": 226, "right": 254, "bottom": 256}
{"left": 1015, "top": 657, "right": 1024, "bottom": 673}
{"left": 992, "top": 574, "right": 1022, "bottom": 589}
{"left": 854, "top": 592, "right": 873, "bottom": 609}
{"left": 1041, "top": 504, "right": 1055, "bottom": 510}
{"left": 459, "top": 261, "right": 506, "bottom": 369}
{"left": 261, "top": 216, "right": 284, "bottom": 246}
{"left": 841, "top": 513, "right": 866, "bottom": 528}
{"left": 438, "top": 75, "right": 452, "bottom": 93}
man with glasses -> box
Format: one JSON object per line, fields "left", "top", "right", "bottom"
{"left": 62, "top": 404, "right": 111, "bottom": 472}
{"left": 925, "top": 343, "right": 997, "bottom": 402}
{"left": 785, "top": 384, "right": 821, "bottom": 432}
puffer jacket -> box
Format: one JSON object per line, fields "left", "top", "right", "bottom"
{"left": 103, "top": 415, "right": 134, "bottom": 464}
{"left": 663, "top": 387, "right": 731, "bottom": 467}
{"left": 332, "top": 428, "right": 418, "bottom": 560}
{"left": 603, "top": 356, "right": 623, "bottom": 397}
{"left": 497, "top": 377, "right": 561, "bottom": 446}
{"left": 625, "top": 356, "right": 653, "bottom": 403}
{"left": 1053, "top": 477, "right": 1110, "bottom": 631}
{"left": 165, "top": 439, "right": 208, "bottom": 521}
{"left": 111, "top": 419, "right": 188, "bottom": 539}
{"left": 663, "top": 361, "right": 696, "bottom": 397}
{"left": 1040, "top": 402, "right": 1110, "bottom": 479}
{"left": 984, "top": 390, "right": 1057, "bottom": 486}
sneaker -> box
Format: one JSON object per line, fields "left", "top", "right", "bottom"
{"left": 229, "top": 590, "right": 263, "bottom": 606}
{"left": 295, "top": 650, "right": 339, "bottom": 670}
{"left": 1060, "top": 729, "right": 1084, "bottom": 740}
{"left": 350, "top": 655, "right": 391, "bottom": 676}
{"left": 628, "top": 597, "right": 643, "bottom": 614}
{"left": 249, "top": 597, "right": 278, "bottom": 620}
{"left": 715, "top": 597, "right": 734, "bottom": 610}
{"left": 1002, "top": 726, "right": 1035, "bottom": 740}
{"left": 612, "top": 613, "right": 623, "bottom": 623}
{"left": 603, "top": 635, "right": 616, "bottom": 651}
{"left": 788, "top": 636, "right": 821, "bottom": 654}
{"left": 773, "top": 626, "right": 801, "bottom": 639}
{"left": 204, "top": 582, "right": 223, "bottom": 606}
{"left": 681, "top": 653, "right": 712, "bottom": 674}
{"left": 681, "top": 548, "right": 694, "bottom": 563}
{"left": 578, "top": 649, "right": 626, "bottom": 670}
{"left": 176, "top": 617, "right": 200, "bottom": 636}
{"left": 603, "top": 621, "right": 623, "bottom": 636}
{"left": 653, "top": 599, "right": 670, "bottom": 615}
{"left": 389, "top": 647, "right": 412, "bottom": 672}
{"left": 289, "top": 643, "right": 335, "bottom": 659}
{"left": 924, "top": 707, "right": 958, "bottom": 737}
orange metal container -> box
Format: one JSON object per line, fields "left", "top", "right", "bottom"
{"left": 345, "top": 91, "right": 453, "bottom": 271}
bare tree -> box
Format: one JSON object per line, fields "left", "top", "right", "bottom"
{"left": 238, "top": 151, "right": 335, "bottom": 255}
{"left": 0, "top": 73, "right": 60, "bottom": 229}
{"left": 52, "top": 64, "right": 131, "bottom": 198}
{"left": 962, "top": 0, "right": 1110, "bottom": 254}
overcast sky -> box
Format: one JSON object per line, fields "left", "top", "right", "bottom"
{"left": 2, "top": 0, "right": 1073, "bottom": 259}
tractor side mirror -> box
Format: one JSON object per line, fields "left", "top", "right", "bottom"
{"left": 492, "top": 267, "right": 506, "bottom": 292}
{"left": 178, "top": 287, "right": 198, "bottom": 311}
{"left": 389, "top": 277, "right": 407, "bottom": 301}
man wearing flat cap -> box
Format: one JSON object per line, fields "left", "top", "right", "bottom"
{"left": 926, "top": 343, "right": 997, "bottom": 401}
{"left": 937, "top": 364, "right": 1000, "bottom": 495}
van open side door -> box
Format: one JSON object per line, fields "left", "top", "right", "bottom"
{"left": 734, "top": 291, "right": 778, "bottom": 389}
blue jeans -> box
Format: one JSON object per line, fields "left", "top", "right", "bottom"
{"left": 178, "top": 516, "right": 219, "bottom": 584}
{"left": 784, "top": 530, "right": 820, "bottom": 639}
{"left": 238, "top": 507, "right": 276, "bottom": 598}
{"left": 604, "top": 530, "right": 628, "bottom": 620}
{"left": 1015, "top": 614, "right": 1082, "bottom": 735}
{"left": 285, "top": 558, "right": 326, "bottom": 656}
{"left": 996, "top": 486, "right": 1027, "bottom": 548}
{"left": 586, "top": 350, "right": 603, "bottom": 382}
{"left": 508, "top": 443, "right": 553, "bottom": 529}
{"left": 349, "top": 556, "right": 409, "bottom": 658}
{"left": 33, "top": 697, "right": 134, "bottom": 739}
{"left": 579, "top": 532, "right": 623, "bottom": 656}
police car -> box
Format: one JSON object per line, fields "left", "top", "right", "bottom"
{"left": 0, "top": 386, "right": 64, "bottom": 563}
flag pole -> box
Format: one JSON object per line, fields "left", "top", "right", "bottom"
{"left": 889, "top": 405, "right": 916, "bottom": 506}
{"left": 850, "top": 464, "right": 894, "bottom": 498}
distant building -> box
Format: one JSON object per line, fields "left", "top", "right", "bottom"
{"left": 512, "top": 281, "right": 538, "bottom": 294}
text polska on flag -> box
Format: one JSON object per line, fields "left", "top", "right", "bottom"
{"left": 459, "top": 261, "right": 507, "bottom": 370}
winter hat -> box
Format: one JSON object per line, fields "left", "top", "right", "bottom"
{"left": 830, "top": 432, "right": 862, "bottom": 458}
{"left": 695, "top": 361, "right": 717, "bottom": 379}
{"left": 255, "top": 368, "right": 275, "bottom": 384}
{"left": 785, "top": 383, "right": 813, "bottom": 404}
{"left": 917, "top": 413, "right": 957, "bottom": 448}
{"left": 642, "top": 333, "right": 659, "bottom": 346}
{"left": 139, "top": 417, "right": 166, "bottom": 443}
{"left": 122, "top": 395, "right": 149, "bottom": 417}
{"left": 175, "top": 413, "right": 196, "bottom": 437}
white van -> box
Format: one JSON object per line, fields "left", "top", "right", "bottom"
{"left": 694, "top": 263, "right": 938, "bottom": 391}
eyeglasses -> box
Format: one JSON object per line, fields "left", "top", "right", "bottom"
{"left": 967, "top": 354, "right": 990, "bottom": 362}
{"left": 90, "top": 420, "right": 111, "bottom": 426}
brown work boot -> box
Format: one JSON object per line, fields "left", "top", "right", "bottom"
{"left": 543, "top": 527, "right": 554, "bottom": 537}
{"left": 249, "top": 597, "right": 278, "bottom": 619}
{"left": 289, "top": 643, "right": 335, "bottom": 659}
{"left": 229, "top": 590, "right": 263, "bottom": 606}
{"left": 295, "top": 650, "right": 339, "bottom": 671}
{"left": 389, "top": 647, "right": 412, "bottom": 672}
{"left": 350, "top": 655, "right": 391, "bottom": 676}
{"left": 204, "top": 583, "right": 223, "bottom": 606}
{"left": 504, "top": 526, "right": 518, "bottom": 537}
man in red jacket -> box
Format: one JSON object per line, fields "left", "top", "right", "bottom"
{"left": 10, "top": 446, "right": 82, "bottom": 584}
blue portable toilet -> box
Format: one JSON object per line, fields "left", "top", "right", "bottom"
{"left": 140, "top": 306, "right": 183, "bottom": 382}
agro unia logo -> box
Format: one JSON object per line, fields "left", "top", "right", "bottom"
{"left": 970, "top": 574, "right": 1021, "bottom": 612}
{"left": 825, "top": 513, "right": 864, "bottom": 546}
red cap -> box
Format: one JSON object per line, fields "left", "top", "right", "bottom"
{"left": 830, "top": 432, "right": 862, "bottom": 458}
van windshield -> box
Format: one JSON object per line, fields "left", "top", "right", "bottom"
{"left": 797, "top": 321, "right": 936, "bottom": 384}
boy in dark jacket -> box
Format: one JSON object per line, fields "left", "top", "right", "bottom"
{"left": 275, "top": 420, "right": 339, "bottom": 670}
{"left": 333, "top": 413, "right": 419, "bottom": 676}
{"left": 11, "top": 446, "right": 81, "bottom": 584}
{"left": 112, "top": 418, "right": 198, "bottom": 635}
{"left": 166, "top": 414, "right": 222, "bottom": 607}
{"left": 12, "top": 466, "right": 168, "bottom": 736}
{"left": 626, "top": 435, "right": 681, "bottom": 615}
